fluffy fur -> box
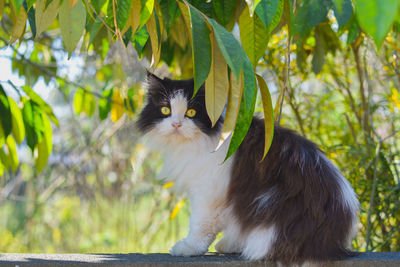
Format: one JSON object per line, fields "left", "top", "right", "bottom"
{"left": 137, "top": 73, "right": 359, "bottom": 264}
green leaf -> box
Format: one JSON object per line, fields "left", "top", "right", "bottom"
{"left": 333, "top": 0, "right": 353, "bottom": 28}
{"left": 26, "top": 0, "right": 36, "bottom": 10}
{"left": 99, "top": 89, "right": 112, "bottom": 120}
{"left": 333, "top": 0, "right": 344, "bottom": 12}
{"left": 205, "top": 31, "right": 229, "bottom": 126}
{"left": 140, "top": 0, "right": 155, "bottom": 27}
{"left": 132, "top": 25, "right": 149, "bottom": 57}
{"left": 208, "top": 19, "right": 244, "bottom": 78}
{"left": 312, "top": 28, "right": 326, "bottom": 74}
{"left": 11, "top": 0, "right": 24, "bottom": 12}
{"left": 294, "top": 0, "right": 331, "bottom": 38}
{"left": 245, "top": 0, "right": 262, "bottom": 16}
{"left": 255, "top": 0, "right": 283, "bottom": 34}
{"left": 239, "top": 6, "right": 269, "bottom": 67}
{"left": 73, "top": 88, "right": 84, "bottom": 114}
{"left": 212, "top": 0, "right": 236, "bottom": 26}
{"left": 159, "top": 0, "right": 180, "bottom": 33}
{"left": 25, "top": 2, "right": 37, "bottom": 38}
{"left": 125, "top": 88, "right": 136, "bottom": 115}
{"left": 21, "top": 85, "right": 59, "bottom": 127}
{"left": 206, "top": 19, "right": 257, "bottom": 158}
{"left": 284, "top": 0, "right": 293, "bottom": 36}
{"left": 189, "top": 6, "right": 211, "bottom": 95}
{"left": 35, "top": 0, "right": 60, "bottom": 38}
{"left": 35, "top": 113, "right": 52, "bottom": 173}
{"left": 92, "top": 0, "right": 107, "bottom": 14}
{"left": 0, "top": 149, "right": 8, "bottom": 173}
{"left": 256, "top": 74, "right": 274, "bottom": 160}
{"left": 6, "top": 135, "right": 19, "bottom": 172}
{"left": 146, "top": 9, "right": 161, "bottom": 67}
{"left": 226, "top": 60, "right": 257, "bottom": 159}
{"left": 347, "top": 18, "right": 360, "bottom": 44}
{"left": 59, "top": 0, "right": 86, "bottom": 58}
{"left": 10, "top": 6, "right": 27, "bottom": 44}
{"left": 84, "top": 92, "right": 96, "bottom": 117}
{"left": 0, "top": 85, "right": 12, "bottom": 137}
{"left": 88, "top": 17, "right": 103, "bottom": 48}
{"left": 216, "top": 71, "right": 243, "bottom": 151}
{"left": 354, "top": 0, "right": 398, "bottom": 47}
{"left": 22, "top": 100, "right": 44, "bottom": 151}
{"left": 0, "top": 0, "right": 4, "bottom": 22}
{"left": 107, "top": 0, "right": 132, "bottom": 30}
{"left": 8, "top": 97, "right": 25, "bottom": 145}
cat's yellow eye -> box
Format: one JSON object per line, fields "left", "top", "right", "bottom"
{"left": 161, "top": 106, "right": 171, "bottom": 115}
{"left": 186, "top": 109, "right": 196, "bottom": 118}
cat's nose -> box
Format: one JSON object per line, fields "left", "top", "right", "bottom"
{"left": 171, "top": 122, "right": 182, "bottom": 129}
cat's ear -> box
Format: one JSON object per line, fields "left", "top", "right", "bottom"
{"left": 145, "top": 71, "right": 166, "bottom": 96}
{"left": 146, "top": 70, "right": 163, "bottom": 84}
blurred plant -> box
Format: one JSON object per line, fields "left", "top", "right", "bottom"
{"left": 0, "top": 0, "right": 399, "bottom": 254}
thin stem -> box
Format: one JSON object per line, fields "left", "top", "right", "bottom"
{"left": 85, "top": 0, "right": 116, "bottom": 35}
{"left": 365, "top": 141, "right": 381, "bottom": 251}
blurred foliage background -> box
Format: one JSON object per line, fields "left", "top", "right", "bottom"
{"left": 0, "top": 0, "right": 400, "bottom": 254}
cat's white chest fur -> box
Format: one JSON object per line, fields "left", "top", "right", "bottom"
{"left": 158, "top": 135, "right": 233, "bottom": 200}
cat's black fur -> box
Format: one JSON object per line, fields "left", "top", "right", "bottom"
{"left": 230, "top": 118, "right": 357, "bottom": 263}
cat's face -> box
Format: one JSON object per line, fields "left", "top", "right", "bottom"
{"left": 137, "top": 73, "right": 222, "bottom": 143}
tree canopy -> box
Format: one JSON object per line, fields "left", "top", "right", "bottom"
{"left": 0, "top": 0, "right": 399, "bottom": 172}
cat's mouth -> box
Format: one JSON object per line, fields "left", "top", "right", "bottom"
{"left": 171, "top": 128, "right": 183, "bottom": 136}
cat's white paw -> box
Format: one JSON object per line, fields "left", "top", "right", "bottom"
{"left": 215, "top": 237, "right": 241, "bottom": 253}
{"left": 170, "top": 239, "right": 207, "bottom": 256}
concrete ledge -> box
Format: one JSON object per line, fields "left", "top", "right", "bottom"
{"left": 0, "top": 252, "right": 399, "bottom": 267}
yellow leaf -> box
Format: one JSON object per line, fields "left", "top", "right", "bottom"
{"left": 170, "top": 16, "right": 188, "bottom": 49}
{"left": 83, "top": 92, "right": 96, "bottom": 117}
{"left": 274, "top": 90, "right": 283, "bottom": 119}
{"left": 8, "top": 97, "right": 25, "bottom": 145}
{"left": 205, "top": 31, "right": 229, "bottom": 126}
{"left": 146, "top": 11, "right": 161, "bottom": 68}
{"left": 0, "top": 0, "right": 4, "bottom": 23}
{"left": 35, "top": 113, "right": 52, "bottom": 173}
{"left": 216, "top": 71, "right": 244, "bottom": 151}
{"left": 122, "top": 0, "right": 141, "bottom": 37}
{"left": 162, "top": 182, "right": 174, "bottom": 189}
{"left": 111, "top": 90, "right": 124, "bottom": 122}
{"left": 10, "top": 6, "right": 27, "bottom": 44}
{"left": 35, "top": 0, "right": 60, "bottom": 38}
{"left": 391, "top": 88, "right": 400, "bottom": 109}
{"left": 177, "top": 1, "right": 192, "bottom": 43}
{"left": 69, "top": 0, "right": 79, "bottom": 8}
{"left": 73, "top": 88, "right": 84, "bottom": 114}
{"left": 154, "top": 0, "right": 164, "bottom": 39}
{"left": 6, "top": 135, "right": 19, "bottom": 172}
{"left": 170, "top": 200, "right": 185, "bottom": 220}
{"left": 256, "top": 74, "right": 274, "bottom": 160}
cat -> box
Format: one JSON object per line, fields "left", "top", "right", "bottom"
{"left": 137, "top": 72, "right": 359, "bottom": 264}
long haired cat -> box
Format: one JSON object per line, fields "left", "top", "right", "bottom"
{"left": 137, "top": 72, "right": 359, "bottom": 264}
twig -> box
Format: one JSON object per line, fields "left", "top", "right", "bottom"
{"left": 352, "top": 42, "right": 370, "bottom": 137}
{"left": 1, "top": 37, "right": 125, "bottom": 107}
{"left": 84, "top": 0, "right": 116, "bottom": 35}
{"left": 112, "top": 0, "right": 122, "bottom": 42}
{"left": 277, "top": 0, "right": 294, "bottom": 124}
{"left": 365, "top": 142, "right": 381, "bottom": 251}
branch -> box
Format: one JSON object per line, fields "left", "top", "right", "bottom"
{"left": 1, "top": 38, "right": 124, "bottom": 107}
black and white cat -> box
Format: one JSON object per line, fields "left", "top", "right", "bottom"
{"left": 137, "top": 72, "right": 359, "bottom": 264}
